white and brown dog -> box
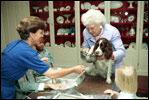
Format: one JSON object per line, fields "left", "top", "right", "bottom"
{"left": 85, "top": 38, "right": 114, "bottom": 84}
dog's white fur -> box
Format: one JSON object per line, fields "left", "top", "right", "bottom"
{"left": 85, "top": 39, "right": 114, "bottom": 84}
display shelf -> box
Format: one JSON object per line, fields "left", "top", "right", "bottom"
{"left": 110, "top": 22, "right": 137, "bottom": 25}
{"left": 29, "top": 1, "right": 51, "bottom": 46}
{"left": 55, "top": 35, "right": 75, "bottom": 38}
{"left": 55, "top": 23, "right": 75, "bottom": 26}
{"left": 30, "top": 12, "right": 48, "bottom": 15}
{"left": 54, "top": 11, "right": 74, "bottom": 13}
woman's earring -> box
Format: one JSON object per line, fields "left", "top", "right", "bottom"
{"left": 100, "top": 26, "right": 103, "bottom": 29}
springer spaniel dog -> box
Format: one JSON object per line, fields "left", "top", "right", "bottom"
{"left": 85, "top": 38, "right": 114, "bottom": 84}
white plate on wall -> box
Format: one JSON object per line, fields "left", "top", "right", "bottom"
{"left": 127, "top": 15, "right": 135, "bottom": 22}
{"left": 56, "top": 16, "right": 64, "bottom": 24}
{"left": 57, "top": 28, "right": 65, "bottom": 35}
{"left": 65, "top": 41, "right": 71, "bottom": 47}
{"left": 142, "top": 42, "right": 148, "bottom": 50}
{"left": 43, "top": 6, "right": 49, "bottom": 12}
{"left": 128, "top": 42, "right": 136, "bottom": 50}
{"left": 81, "top": 3, "right": 85, "bottom": 10}
{"left": 84, "top": 2, "right": 91, "bottom": 10}
{"left": 98, "top": 1, "right": 123, "bottom": 9}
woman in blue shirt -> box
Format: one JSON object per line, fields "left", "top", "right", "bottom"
{"left": 81, "top": 9, "right": 126, "bottom": 92}
{"left": 1, "top": 16, "right": 85, "bottom": 99}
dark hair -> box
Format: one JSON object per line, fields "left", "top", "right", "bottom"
{"left": 16, "top": 16, "right": 46, "bottom": 40}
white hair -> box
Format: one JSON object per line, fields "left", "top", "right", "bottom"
{"left": 81, "top": 9, "right": 106, "bottom": 26}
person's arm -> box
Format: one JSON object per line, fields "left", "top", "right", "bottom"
{"left": 111, "top": 29, "right": 126, "bottom": 61}
{"left": 43, "top": 65, "right": 85, "bottom": 79}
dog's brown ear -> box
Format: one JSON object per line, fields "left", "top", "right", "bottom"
{"left": 104, "top": 40, "right": 113, "bottom": 59}
{"left": 93, "top": 39, "right": 100, "bottom": 53}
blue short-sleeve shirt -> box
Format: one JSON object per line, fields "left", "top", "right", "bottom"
{"left": 1, "top": 40, "right": 50, "bottom": 99}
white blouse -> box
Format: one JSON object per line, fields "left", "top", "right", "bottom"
{"left": 118, "top": 91, "right": 136, "bottom": 99}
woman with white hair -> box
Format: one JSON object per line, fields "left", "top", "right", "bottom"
{"left": 81, "top": 9, "right": 126, "bottom": 92}
{"left": 104, "top": 66, "right": 138, "bottom": 99}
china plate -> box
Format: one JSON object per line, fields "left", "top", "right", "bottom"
{"left": 81, "top": 3, "right": 85, "bottom": 10}
{"left": 98, "top": 1, "right": 123, "bottom": 9}
{"left": 44, "top": 6, "right": 49, "bottom": 12}
{"left": 57, "top": 28, "right": 65, "bottom": 35}
{"left": 127, "top": 15, "right": 135, "bottom": 22}
{"left": 56, "top": 16, "right": 64, "bottom": 24}
{"left": 142, "top": 42, "right": 148, "bottom": 50}
{"left": 84, "top": 2, "right": 91, "bottom": 10}
{"left": 65, "top": 41, "right": 71, "bottom": 47}
{"left": 72, "top": 17, "right": 75, "bottom": 23}
{"left": 47, "top": 17, "right": 50, "bottom": 23}
{"left": 65, "top": 6, "right": 71, "bottom": 11}
{"left": 128, "top": 42, "right": 136, "bottom": 50}
{"left": 110, "top": 16, "right": 120, "bottom": 23}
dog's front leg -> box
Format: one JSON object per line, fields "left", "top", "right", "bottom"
{"left": 87, "top": 46, "right": 95, "bottom": 56}
{"left": 106, "top": 60, "right": 112, "bottom": 84}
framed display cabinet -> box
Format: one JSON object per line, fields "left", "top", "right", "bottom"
{"left": 28, "top": 1, "right": 148, "bottom": 75}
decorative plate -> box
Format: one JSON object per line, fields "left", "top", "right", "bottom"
{"left": 142, "top": 42, "right": 148, "bottom": 50}
{"left": 72, "top": 17, "right": 75, "bottom": 23}
{"left": 81, "top": 3, "right": 85, "bottom": 10}
{"left": 56, "top": 16, "right": 64, "bottom": 24}
{"left": 46, "top": 17, "right": 50, "bottom": 24}
{"left": 84, "top": 2, "right": 91, "bottom": 10}
{"left": 127, "top": 15, "right": 135, "bottom": 22}
{"left": 110, "top": 16, "right": 120, "bottom": 23}
{"left": 65, "top": 41, "right": 71, "bottom": 47}
{"left": 57, "top": 28, "right": 65, "bottom": 35}
{"left": 144, "top": 11, "right": 148, "bottom": 22}
{"left": 60, "top": 7, "right": 65, "bottom": 11}
{"left": 43, "top": 6, "right": 49, "bottom": 12}
{"left": 65, "top": 6, "right": 71, "bottom": 11}
{"left": 128, "top": 42, "right": 136, "bottom": 50}
{"left": 98, "top": 1, "right": 123, "bottom": 9}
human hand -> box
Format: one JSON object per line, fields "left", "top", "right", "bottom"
{"left": 41, "top": 57, "right": 49, "bottom": 63}
{"left": 73, "top": 65, "right": 85, "bottom": 74}
{"left": 46, "top": 83, "right": 67, "bottom": 90}
{"left": 104, "top": 89, "right": 115, "bottom": 97}
{"left": 83, "top": 48, "right": 89, "bottom": 53}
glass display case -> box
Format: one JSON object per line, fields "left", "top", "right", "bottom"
{"left": 110, "top": 1, "right": 138, "bottom": 50}
{"left": 29, "top": 1, "right": 50, "bottom": 47}
{"left": 53, "top": 1, "right": 75, "bottom": 48}
{"left": 80, "top": 1, "right": 104, "bottom": 47}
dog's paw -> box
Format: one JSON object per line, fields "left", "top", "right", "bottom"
{"left": 106, "top": 78, "right": 111, "bottom": 84}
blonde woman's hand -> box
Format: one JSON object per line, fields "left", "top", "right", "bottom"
{"left": 41, "top": 57, "right": 49, "bottom": 63}
{"left": 104, "top": 89, "right": 119, "bottom": 99}
{"left": 104, "top": 89, "right": 115, "bottom": 97}
{"left": 73, "top": 65, "right": 85, "bottom": 74}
